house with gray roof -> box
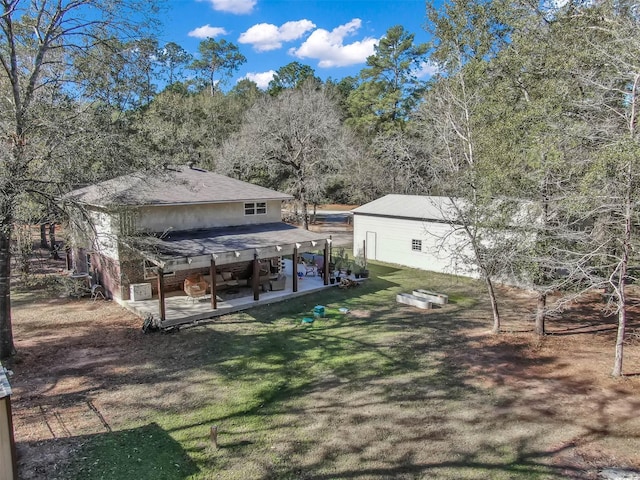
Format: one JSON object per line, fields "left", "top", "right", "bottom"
{"left": 352, "top": 194, "right": 478, "bottom": 278}
{"left": 64, "top": 165, "right": 332, "bottom": 325}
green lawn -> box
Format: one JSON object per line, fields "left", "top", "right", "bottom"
{"left": 61, "top": 263, "right": 568, "bottom": 479}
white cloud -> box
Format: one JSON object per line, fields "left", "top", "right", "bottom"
{"left": 239, "top": 20, "right": 316, "bottom": 52}
{"left": 289, "top": 19, "right": 377, "bottom": 68}
{"left": 188, "top": 24, "right": 228, "bottom": 39}
{"left": 415, "top": 61, "right": 439, "bottom": 78}
{"left": 202, "top": 0, "right": 256, "bottom": 15}
{"left": 242, "top": 71, "right": 276, "bottom": 89}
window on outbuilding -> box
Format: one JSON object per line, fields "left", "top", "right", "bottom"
{"left": 411, "top": 239, "right": 422, "bottom": 251}
{"left": 244, "top": 202, "right": 267, "bottom": 215}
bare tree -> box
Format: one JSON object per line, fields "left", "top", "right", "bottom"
{"left": 416, "top": 66, "right": 505, "bottom": 332}
{"left": 217, "top": 82, "right": 350, "bottom": 229}
{"left": 0, "top": 0, "right": 160, "bottom": 359}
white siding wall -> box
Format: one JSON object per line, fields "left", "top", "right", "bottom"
{"left": 89, "top": 210, "right": 120, "bottom": 260}
{"left": 136, "top": 200, "right": 283, "bottom": 233}
{"left": 353, "top": 214, "right": 478, "bottom": 277}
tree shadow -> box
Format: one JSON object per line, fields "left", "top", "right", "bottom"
{"left": 18, "top": 422, "right": 199, "bottom": 480}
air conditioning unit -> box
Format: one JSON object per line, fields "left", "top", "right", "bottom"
{"left": 129, "top": 283, "right": 152, "bottom": 301}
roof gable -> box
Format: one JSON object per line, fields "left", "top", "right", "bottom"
{"left": 65, "top": 166, "right": 293, "bottom": 207}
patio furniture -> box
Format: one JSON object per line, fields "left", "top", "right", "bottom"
{"left": 184, "top": 274, "right": 208, "bottom": 302}
{"left": 298, "top": 260, "right": 317, "bottom": 276}
{"left": 204, "top": 272, "right": 240, "bottom": 290}
{"left": 90, "top": 284, "right": 106, "bottom": 301}
{"left": 270, "top": 274, "right": 286, "bottom": 291}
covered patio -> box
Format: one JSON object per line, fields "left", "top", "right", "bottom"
{"left": 123, "top": 222, "right": 338, "bottom": 328}
{"left": 125, "top": 259, "right": 335, "bottom": 327}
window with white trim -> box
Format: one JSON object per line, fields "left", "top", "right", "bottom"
{"left": 244, "top": 202, "right": 267, "bottom": 215}
{"left": 411, "top": 239, "right": 422, "bottom": 252}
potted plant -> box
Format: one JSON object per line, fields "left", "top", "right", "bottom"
{"left": 354, "top": 250, "right": 369, "bottom": 278}
{"left": 333, "top": 248, "right": 346, "bottom": 279}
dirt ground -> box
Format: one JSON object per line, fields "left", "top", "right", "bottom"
{"left": 5, "top": 222, "right": 640, "bottom": 479}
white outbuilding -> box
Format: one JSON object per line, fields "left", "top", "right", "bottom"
{"left": 352, "top": 194, "right": 478, "bottom": 278}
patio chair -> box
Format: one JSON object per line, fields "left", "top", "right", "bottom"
{"left": 298, "top": 260, "right": 316, "bottom": 276}
{"left": 184, "top": 275, "right": 208, "bottom": 303}
{"left": 270, "top": 274, "right": 286, "bottom": 291}
{"left": 90, "top": 284, "right": 106, "bottom": 301}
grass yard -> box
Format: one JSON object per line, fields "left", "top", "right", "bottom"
{"left": 8, "top": 262, "right": 640, "bottom": 479}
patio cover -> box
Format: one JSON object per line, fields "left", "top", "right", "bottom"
{"left": 125, "top": 222, "right": 331, "bottom": 269}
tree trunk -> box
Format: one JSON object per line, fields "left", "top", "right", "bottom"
{"left": 299, "top": 187, "right": 309, "bottom": 230}
{"left": 612, "top": 179, "right": 632, "bottom": 377}
{"left": 40, "top": 223, "right": 48, "bottom": 249}
{"left": 535, "top": 291, "right": 546, "bottom": 336}
{"left": 302, "top": 202, "right": 309, "bottom": 230}
{"left": 49, "top": 223, "right": 60, "bottom": 259}
{"left": 485, "top": 276, "right": 501, "bottom": 333}
{"left": 49, "top": 223, "right": 56, "bottom": 248}
{"left": 612, "top": 296, "right": 626, "bottom": 377}
{"left": 0, "top": 222, "right": 16, "bottom": 359}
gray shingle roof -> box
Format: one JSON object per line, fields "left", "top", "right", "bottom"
{"left": 65, "top": 165, "right": 293, "bottom": 207}
{"left": 351, "top": 195, "right": 458, "bottom": 221}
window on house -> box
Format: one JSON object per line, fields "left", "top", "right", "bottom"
{"left": 143, "top": 260, "right": 175, "bottom": 279}
{"left": 244, "top": 202, "right": 267, "bottom": 215}
{"left": 411, "top": 239, "right": 422, "bottom": 251}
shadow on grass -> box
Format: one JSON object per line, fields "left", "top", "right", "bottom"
{"left": 274, "top": 439, "right": 587, "bottom": 480}
{"left": 20, "top": 422, "right": 199, "bottom": 480}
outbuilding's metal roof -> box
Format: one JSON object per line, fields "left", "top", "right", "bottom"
{"left": 351, "top": 195, "right": 458, "bottom": 221}
{"left": 65, "top": 165, "right": 293, "bottom": 207}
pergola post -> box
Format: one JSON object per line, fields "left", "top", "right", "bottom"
{"left": 157, "top": 267, "right": 166, "bottom": 323}
{"left": 323, "top": 241, "right": 329, "bottom": 285}
{"left": 210, "top": 257, "right": 217, "bottom": 309}
{"left": 252, "top": 254, "right": 260, "bottom": 301}
{"left": 293, "top": 245, "right": 299, "bottom": 292}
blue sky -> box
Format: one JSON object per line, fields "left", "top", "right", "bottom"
{"left": 157, "top": 0, "right": 435, "bottom": 89}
